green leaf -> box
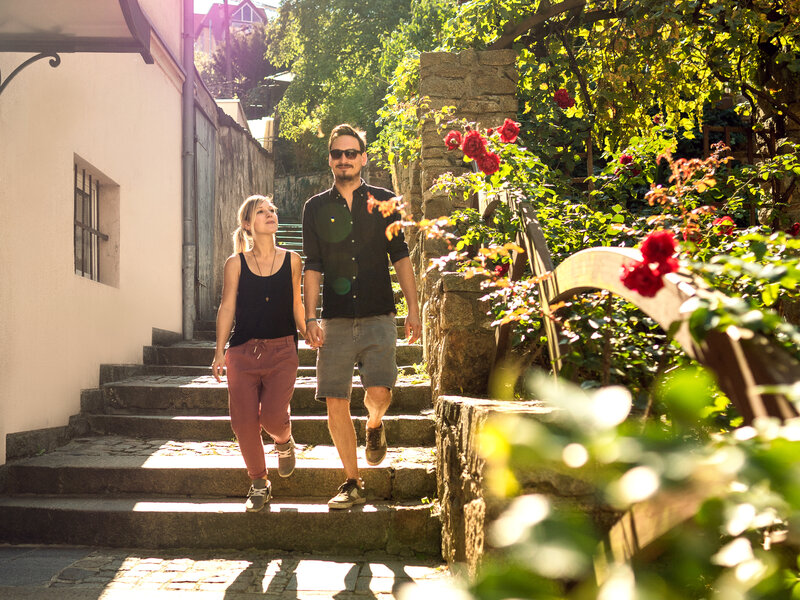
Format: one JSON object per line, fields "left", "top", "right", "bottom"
{"left": 762, "top": 283, "right": 780, "bottom": 307}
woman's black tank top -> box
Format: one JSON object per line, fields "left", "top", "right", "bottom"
{"left": 228, "top": 251, "right": 297, "bottom": 347}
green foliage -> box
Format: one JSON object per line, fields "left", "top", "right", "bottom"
{"left": 270, "top": 0, "right": 418, "bottom": 143}
{"left": 402, "top": 374, "right": 800, "bottom": 599}
{"left": 440, "top": 1, "right": 800, "bottom": 152}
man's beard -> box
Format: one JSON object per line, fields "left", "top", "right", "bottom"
{"left": 333, "top": 168, "right": 360, "bottom": 184}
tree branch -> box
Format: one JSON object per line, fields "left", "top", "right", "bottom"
{"left": 489, "top": 0, "right": 587, "bottom": 50}
{"left": 558, "top": 28, "right": 593, "bottom": 114}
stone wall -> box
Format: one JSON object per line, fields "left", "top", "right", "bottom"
{"left": 390, "top": 49, "right": 518, "bottom": 398}
{"left": 273, "top": 171, "right": 331, "bottom": 223}
{"left": 417, "top": 49, "right": 518, "bottom": 307}
{"left": 436, "top": 395, "right": 619, "bottom": 575}
{"left": 213, "top": 110, "right": 275, "bottom": 304}
{"left": 425, "top": 272, "right": 496, "bottom": 398}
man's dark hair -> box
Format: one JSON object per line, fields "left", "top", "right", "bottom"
{"left": 329, "top": 124, "right": 366, "bottom": 153}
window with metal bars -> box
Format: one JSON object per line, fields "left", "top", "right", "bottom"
{"left": 74, "top": 163, "right": 109, "bottom": 281}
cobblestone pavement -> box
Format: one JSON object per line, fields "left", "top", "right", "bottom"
{"left": 0, "top": 546, "right": 452, "bottom": 599}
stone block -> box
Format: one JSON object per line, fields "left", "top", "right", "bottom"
{"left": 441, "top": 271, "right": 490, "bottom": 293}
{"left": 420, "top": 52, "right": 459, "bottom": 69}
{"left": 420, "top": 76, "right": 467, "bottom": 99}
{"left": 441, "top": 293, "right": 474, "bottom": 329}
{"left": 477, "top": 50, "right": 518, "bottom": 66}
{"left": 424, "top": 99, "right": 460, "bottom": 114}
{"left": 438, "top": 330, "right": 495, "bottom": 395}
{"left": 459, "top": 99, "right": 503, "bottom": 115}
{"left": 421, "top": 146, "right": 455, "bottom": 162}
{"left": 427, "top": 65, "right": 475, "bottom": 79}
{"left": 422, "top": 196, "right": 453, "bottom": 219}
{"left": 473, "top": 74, "right": 517, "bottom": 95}
{"left": 463, "top": 498, "right": 486, "bottom": 577}
{"left": 458, "top": 49, "right": 479, "bottom": 66}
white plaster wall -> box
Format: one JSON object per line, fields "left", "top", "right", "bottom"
{"left": 139, "top": 0, "right": 184, "bottom": 59}
{"left": 0, "top": 44, "right": 183, "bottom": 463}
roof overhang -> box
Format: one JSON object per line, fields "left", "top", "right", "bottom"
{"left": 0, "top": 0, "right": 153, "bottom": 63}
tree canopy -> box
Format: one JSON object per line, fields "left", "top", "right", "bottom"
{"left": 269, "top": 0, "right": 455, "bottom": 149}
{"left": 196, "top": 22, "right": 280, "bottom": 119}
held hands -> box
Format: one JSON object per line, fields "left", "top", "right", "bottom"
{"left": 211, "top": 352, "right": 226, "bottom": 383}
{"left": 306, "top": 320, "right": 325, "bottom": 349}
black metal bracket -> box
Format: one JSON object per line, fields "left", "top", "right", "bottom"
{"left": 0, "top": 52, "right": 61, "bottom": 97}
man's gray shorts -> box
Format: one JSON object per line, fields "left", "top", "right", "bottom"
{"left": 315, "top": 314, "right": 398, "bottom": 401}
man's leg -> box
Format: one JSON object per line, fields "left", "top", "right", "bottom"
{"left": 364, "top": 386, "right": 391, "bottom": 429}
{"left": 326, "top": 397, "right": 359, "bottom": 480}
{"left": 364, "top": 386, "right": 391, "bottom": 465}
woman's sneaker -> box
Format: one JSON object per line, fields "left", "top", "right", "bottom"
{"left": 245, "top": 478, "right": 271, "bottom": 512}
{"left": 327, "top": 478, "right": 366, "bottom": 510}
{"left": 276, "top": 436, "right": 296, "bottom": 478}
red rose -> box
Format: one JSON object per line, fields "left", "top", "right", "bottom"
{"left": 712, "top": 216, "right": 735, "bottom": 236}
{"left": 652, "top": 115, "right": 661, "bottom": 124}
{"left": 462, "top": 130, "right": 488, "bottom": 160}
{"left": 498, "top": 118, "right": 520, "bottom": 143}
{"left": 620, "top": 261, "right": 664, "bottom": 298}
{"left": 786, "top": 222, "right": 800, "bottom": 237}
{"left": 630, "top": 167, "right": 641, "bottom": 176}
{"left": 619, "top": 154, "right": 634, "bottom": 165}
{"left": 554, "top": 88, "right": 575, "bottom": 109}
{"left": 477, "top": 151, "right": 501, "bottom": 175}
{"left": 640, "top": 230, "right": 677, "bottom": 264}
{"left": 444, "top": 130, "right": 462, "bottom": 151}
{"left": 655, "top": 256, "right": 679, "bottom": 276}
{"left": 487, "top": 128, "right": 494, "bottom": 135}
{"left": 494, "top": 263, "right": 509, "bottom": 276}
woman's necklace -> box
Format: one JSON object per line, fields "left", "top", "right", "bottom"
{"left": 252, "top": 249, "right": 277, "bottom": 302}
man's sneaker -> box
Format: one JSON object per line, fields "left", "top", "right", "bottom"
{"left": 276, "top": 436, "right": 296, "bottom": 478}
{"left": 245, "top": 478, "right": 271, "bottom": 512}
{"left": 327, "top": 478, "right": 366, "bottom": 510}
{"left": 365, "top": 422, "right": 387, "bottom": 466}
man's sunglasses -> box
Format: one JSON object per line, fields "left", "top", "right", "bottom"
{"left": 329, "top": 149, "right": 363, "bottom": 160}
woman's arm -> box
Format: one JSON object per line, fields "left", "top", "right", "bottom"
{"left": 211, "top": 255, "right": 240, "bottom": 382}
{"left": 290, "top": 251, "right": 307, "bottom": 340}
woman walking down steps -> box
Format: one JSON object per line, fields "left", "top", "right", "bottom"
{"left": 211, "top": 194, "right": 307, "bottom": 512}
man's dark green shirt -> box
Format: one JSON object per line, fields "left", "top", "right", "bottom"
{"left": 302, "top": 181, "right": 409, "bottom": 319}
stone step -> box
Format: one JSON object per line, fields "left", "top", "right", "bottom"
{"left": 0, "top": 496, "right": 440, "bottom": 555}
{"left": 86, "top": 414, "right": 436, "bottom": 446}
{"left": 3, "top": 439, "right": 435, "bottom": 500}
{"left": 102, "top": 375, "right": 431, "bottom": 416}
{"left": 144, "top": 341, "right": 423, "bottom": 368}
{"left": 98, "top": 364, "right": 425, "bottom": 385}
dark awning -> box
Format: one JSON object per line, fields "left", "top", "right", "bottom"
{"left": 0, "top": 0, "right": 153, "bottom": 63}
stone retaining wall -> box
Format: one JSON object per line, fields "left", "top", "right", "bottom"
{"left": 436, "top": 395, "right": 619, "bottom": 575}
{"left": 425, "top": 272, "right": 495, "bottom": 398}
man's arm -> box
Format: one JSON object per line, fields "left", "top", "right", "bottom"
{"left": 303, "top": 268, "right": 324, "bottom": 348}
{"left": 393, "top": 256, "right": 421, "bottom": 344}
{"left": 301, "top": 199, "right": 325, "bottom": 348}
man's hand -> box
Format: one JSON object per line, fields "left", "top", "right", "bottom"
{"left": 306, "top": 320, "right": 325, "bottom": 348}
{"left": 404, "top": 312, "right": 422, "bottom": 344}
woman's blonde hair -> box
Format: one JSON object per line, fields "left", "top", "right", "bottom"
{"left": 233, "top": 194, "right": 275, "bottom": 254}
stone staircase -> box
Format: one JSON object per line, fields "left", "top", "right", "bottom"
{"left": 0, "top": 223, "right": 440, "bottom": 557}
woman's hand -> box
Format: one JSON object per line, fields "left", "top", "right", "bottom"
{"left": 211, "top": 351, "right": 226, "bottom": 382}
{"left": 306, "top": 320, "right": 325, "bottom": 349}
